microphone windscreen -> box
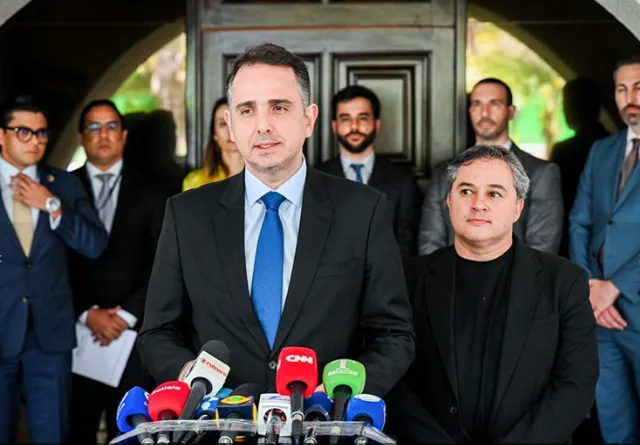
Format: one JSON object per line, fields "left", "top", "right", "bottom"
{"left": 322, "top": 359, "right": 366, "bottom": 398}
{"left": 147, "top": 380, "right": 191, "bottom": 421}
{"left": 116, "top": 386, "right": 150, "bottom": 433}
{"left": 200, "top": 340, "right": 230, "bottom": 364}
{"left": 230, "top": 382, "right": 262, "bottom": 400}
{"left": 276, "top": 346, "right": 318, "bottom": 398}
{"left": 345, "top": 394, "right": 386, "bottom": 430}
{"left": 304, "top": 391, "right": 333, "bottom": 417}
{"left": 215, "top": 387, "right": 233, "bottom": 399}
{"left": 195, "top": 396, "right": 220, "bottom": 418}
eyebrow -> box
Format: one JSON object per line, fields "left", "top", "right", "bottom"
{"left": 457, "top": 181, "right": 508, "bottom": 192}
{"left": 235, "top": 99, "right": 294, "bottom": 110}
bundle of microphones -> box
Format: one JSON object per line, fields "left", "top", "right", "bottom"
{"left": 114, "top": 341, "right": 386, "bottom": 445}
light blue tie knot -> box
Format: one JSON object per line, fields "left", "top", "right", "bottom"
{"left": 251, "top": 191, "right": 286, "bottom": 349}
{"left": 350, "top": 163, "right": 364, "bottom": 183}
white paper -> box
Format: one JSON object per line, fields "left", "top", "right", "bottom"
{"left": 72, "top": 323, "right": 137, "bottom": 388}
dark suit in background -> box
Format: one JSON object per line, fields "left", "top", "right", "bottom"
{"left": 387, "top": 239, "right": 599, "bottom": 443}
{"left": 316, "top": 156, "right": 422, "bottom": 258}
{"left": 418, "top": 143, "right": 564, "bottom": 255}
{"left": 0, "top": 164, "right": 107, "bottom": 443}
{"left": 550, "top": 122, "right": 609, "bottom": 258}
{"left": 68, "top": 163, "right": 166, "bottom": 442}
{"left": 138, "top": 167, "right": 415, "bottom": 396}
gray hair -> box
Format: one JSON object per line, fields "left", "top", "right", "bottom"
{"left": 446, "top": 144, "right": 530, "bottom": 200}
{"left": 225, "top": 42, "right": 311, "bottom": 110}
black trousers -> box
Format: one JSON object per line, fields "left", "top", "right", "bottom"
{"left": 69, "top": 347, "right": 153, "bottom": 443}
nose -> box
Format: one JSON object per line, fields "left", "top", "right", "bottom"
{"left": 256, "top": 109, "right": 272, "bottom": 134}
{"left": 99, "top": 125, "right": 109, "bottom": 138}
{"left": 471, "top": 193, "right": 488, "bottom": 212}
{"left": 480, "top": 103, "right": 490, "bottom": 117}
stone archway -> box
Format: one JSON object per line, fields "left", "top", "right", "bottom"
{"left": 48, "top": 19, "right": 184, "bottom": 167}
{"left": 596, "top": 0, "right": 640, "bottom": 40}
{"left": 0, "top": 0, "right": 31, "bottom": 27}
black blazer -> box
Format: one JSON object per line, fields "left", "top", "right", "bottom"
{"left": 69, "top": 163, "right": 167, "bottom": 324}
{"left": 316, "top": 156, "right": 422, "bottom": 258}
{"left": 137, "top": 167, "right": 415, "bottom": 396}
{"left": 386, "top": 238, "right": 598, "bottom": 443}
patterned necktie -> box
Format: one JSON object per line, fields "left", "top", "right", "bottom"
{"left": 251, "top": 191, "right": 287, "bottom": 349}
{"left": 350, "top": 163, "right": 364, "bottom": 183}
{"left": 95, "top": 173, "right": 114, "bottom": 230}
{"left": 13, "top": 195, "right": 33, "bottom": 256}
{"left": 618, "top": 138, "right": 640, "bottom": 198}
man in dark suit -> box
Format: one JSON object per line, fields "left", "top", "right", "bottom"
{"left": 0, "top": 95, "right": 108, "bottom": 443}
{"left": 138, "top": 43, "right": 415, "bottom": 397}
{"left": 419, "top": 78, "right": 564, "bottom": 255}
{"left": 316, "top": 85, "right": 422, "bottom": 258}
{"left": 387, "top": 145, "right": 598, "bottom": 443}
{"left": 550, "top": 77, "right": 609, "bottom": 258}
{"left": 67, "top": 100, "right": 167, "bottom": 443}
{"left": 570, "top": 55, "right": 640, "bottom": 443}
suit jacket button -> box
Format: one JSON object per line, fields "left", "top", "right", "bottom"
{"left": 21, "top": 296, "right": 28, "bottom": 304}
{"left": 608, "top": 220, "right": 614, "bottom": 225}
{"left": 449, "top": 405, "right": 458, "bottom": 415}
{"left": 268, "top": 361, "right": 277, "bottom": 371}
{"left": 24, "top": 261, "right": 33, "bottom": 269}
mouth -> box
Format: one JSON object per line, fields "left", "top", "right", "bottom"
{"left": 254, "top": 141, "right": 280, "bottom": 151}
{"left": 467, "top": 218, "right": 490, "bottom": 225}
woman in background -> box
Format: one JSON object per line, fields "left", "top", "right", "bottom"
{"left": 182, "top": 97, "right": 244, "bottom": 190}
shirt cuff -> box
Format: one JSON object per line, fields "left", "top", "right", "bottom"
{"left": 117, "top": 309, "right": 138, "bottom": 329}
{"left": 49, "top": 212, "right": 62, "bottom": 230}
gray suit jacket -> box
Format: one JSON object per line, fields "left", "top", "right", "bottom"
{"left": 418, "top": 143, "right": 563, "bottom": 255}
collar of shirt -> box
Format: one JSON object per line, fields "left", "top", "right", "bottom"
{"left": 626, "top": 127, "right": 640, "bottom": 158}
{"left": 85, "top": 158, "right": 124, "bottom": 181}
{"left": 502, "top": 139, "right": 513, "bottom": 150}
{"left": 0, "top": 156, "right": 38, "bottom": 188}
{"left": 339, "top": 151, "right": 375, "bottom": 176}
{"left": 244, "top": 157, "right": 307, "bottom": 209}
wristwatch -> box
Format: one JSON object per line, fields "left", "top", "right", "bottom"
{"left": 45, "top": 196, "right": 61, "bottom": 214}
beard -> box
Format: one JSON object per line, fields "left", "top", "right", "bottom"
{"left": 621, "top": 104, "right": 640, "bottom": 126}
{"left": 474, "top": 118, "right": 509, "bottom": 142}
{"left": 337, "top": 129, "right": 377, "bottom": 154}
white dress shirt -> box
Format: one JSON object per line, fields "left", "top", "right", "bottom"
{"left": 0, "top": 156, "right": 61, "bottom": 231}
{"left": 339, "top": 152, "right": 375, "bottom": 184}
{"left": 78, "top": 158, "right": 137, "bottom": 329}
{"left": 244, "top": 159, "right": 306, "bottom": 309}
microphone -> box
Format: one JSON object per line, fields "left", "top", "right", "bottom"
{"left": 147, "top": 380, "right": 191, "bottom": 444}
{"left": 257, "top": 393, "right": 292, "bottom": 445}
{"left": 322, "top": 359, "right": 366, "bottom": 445}
{"left": 173, "top": 340, "right": 231, "bottom": 443}
{"left": 345, "top": 394, "right": 386, "bottom": 445}
{"left": 115, "top": 386, "right": 154, "bottom": 445}
{"left": 179, "top": 395, "right": 220, "bottom": 445}
{"left": 276, "top": 346, "right": 318, "bottom": 439}
{"left": 303, "top": 392, "right": 333, "bottom": 445}
{"left": 217, "top": 383, "right": 260, "bottom": 445}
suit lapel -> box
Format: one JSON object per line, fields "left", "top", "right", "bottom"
{"left": 490, "top": 240, "right": 543, "bottom": 423}
{"left": 607, "top": 132, "right": 627, "bottom": 211}
{"left": 367, "top": 157, "right": 385, "bottom": 189}
{"left": 425, "top": 247, "right": 458, "bottom": 399}
{"left": 30, "top": 166, "right": 57, "bottom": 258}
{"left": 615, "top": 131, "right": 640, "bottom": 208}
{"left": 327, "top": 158, "right": 346, "bottom": 179}
{"left": 110, "top": 164, "right": 134, "bottom": 236}
{"left": 273, "top": 168, "right": 333, "bottom": 352}
{"left": 76, "top": 165, "right": 95, "bottom": 206}
{"left": 0, "top": 191, "right": 23, "bottom": 255}
{"left": 213, "top": 173, "right": 271, "bottom": 355}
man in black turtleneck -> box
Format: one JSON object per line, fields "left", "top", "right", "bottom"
{"left": 386, "top": 145, "right": 599, "bottom": 443}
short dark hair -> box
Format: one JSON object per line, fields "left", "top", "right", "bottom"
{"left": 0, "top": 95, "right": 48, "bottom": 128}
{"left": 613, "top": 54, "right": 640, "bottom": 83}
{"left": 78, "top": 99, "right": 125, "bottom": 133}
{"left": 472, "top": 78, "right": 513, "bottom": 106}
{"left": 225, "top": 43, "right": 311, "bottom": 108}
{"left": 332, "top": 85, "right": 381, "bottom": 120}
{"left": 446, "top": 144, "right": 530, "bottom": 200}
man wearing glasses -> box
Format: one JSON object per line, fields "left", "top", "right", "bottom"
{"left": 67, "top": 99, "right": 167, "bottom": 443}
{"left": 0, "top": 95, "right": 107, "bottom": 443}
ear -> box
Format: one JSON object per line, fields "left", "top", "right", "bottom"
{"left": 304, "top": 104, "right": 319, "bottom": 138}
{"left": 446, "top": 192, "right": 452, "bottom": 211}
{"left": 513, "top": 197, "right": 525, "bottom": 223}
{"left": 224, "top": 109, "right": 235, "bottom": 143}
{"left": 507, "top": 105, "right": 516, "bottom": 121}
{"left": 121, "top": 129, "right": 128, "bottom": 145}
{"left": 0, "top": 128, "right": 6, "bottom": 148}
{"left": 375, "top": 119, "right": 381, "bottom": 133}
{"left": 331, "top": 120, "right": 337, "bottom": 134}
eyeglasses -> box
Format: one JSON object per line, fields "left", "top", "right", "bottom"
{"left": 5, "top": 126, "right": 50, "bottom": 143}
{"left": 85, "top": 121, "right": 122, "bottom": 134}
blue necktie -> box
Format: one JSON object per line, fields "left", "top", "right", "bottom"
{"left": 251, "top": 191, "right": 286, "bottom": 349}
{"left": 350, "top": 163, "right": 364, "bottom": 183}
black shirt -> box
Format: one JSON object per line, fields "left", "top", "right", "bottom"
{"left": 454, "top": 245, "right": 514, "bottom": 442}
